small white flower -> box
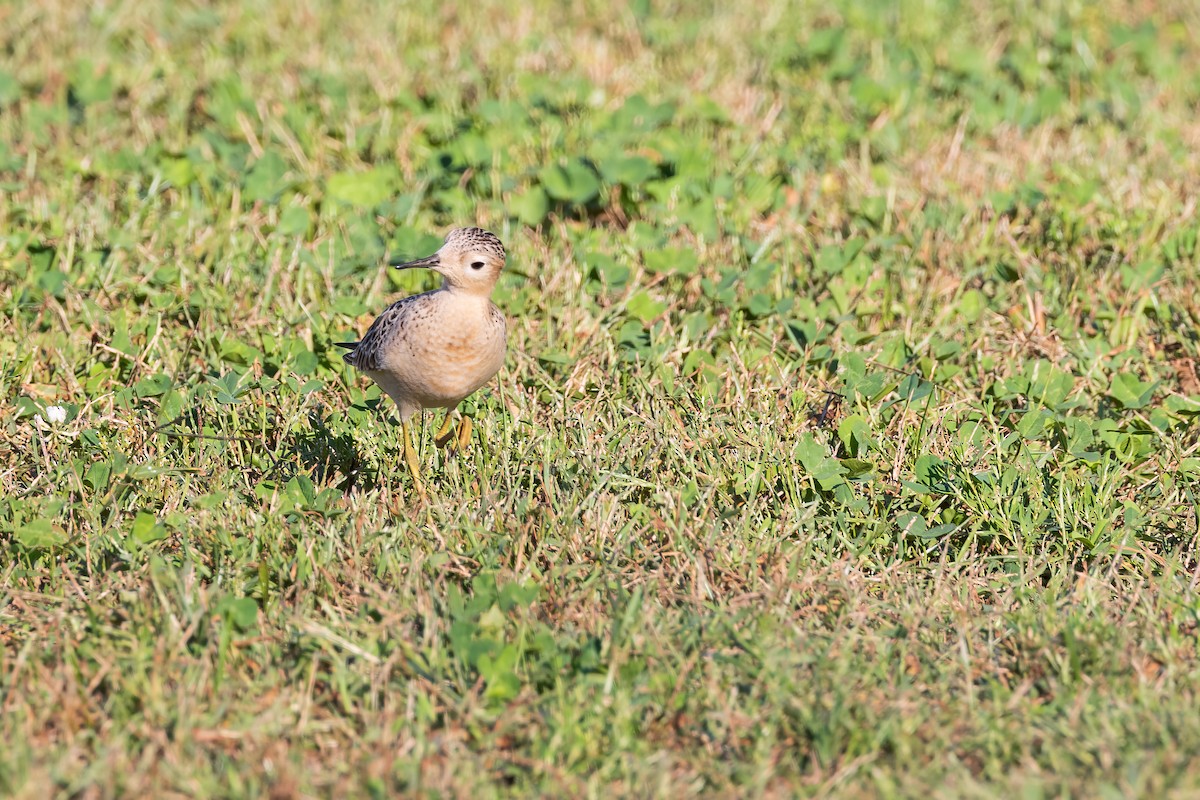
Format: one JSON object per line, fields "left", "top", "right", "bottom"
{"left": 43, "top": 405, "right": 68, "bottom": 424}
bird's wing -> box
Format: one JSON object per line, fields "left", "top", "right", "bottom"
{"left": 340, "top": 296, "right": 419, "bottom": 370}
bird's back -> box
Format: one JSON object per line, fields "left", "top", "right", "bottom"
{"left": 339, "top": 292, "right": 431, "bottom": 371}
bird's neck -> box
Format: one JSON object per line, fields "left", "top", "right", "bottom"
{"left": 440, "top": 282, "right": 492, "bottom": 302}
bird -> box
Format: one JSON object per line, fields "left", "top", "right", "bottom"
{"left": 336, "top": 227, "right": 508, "bottom": 493}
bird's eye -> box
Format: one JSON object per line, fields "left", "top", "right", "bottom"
{"left": 470, "top": 261, "right": 486, "bottom": 270}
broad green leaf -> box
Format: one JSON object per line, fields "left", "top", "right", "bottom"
{"left": 226, "top": 597, "right": 259, "bottom": 633}
{"left": 958, "top": 289, "right": 986, "bottom": 322}
{"left": 837, "top": 414, "right": 874, "bottom": 455}
{"left": 1108, "top": 373, "right": 1156, "bottom": 410}
{"left": 15, "top": 520, "right": 67, "bottom": 549}
{"left": 243, "top": 150, "right": 291, "bottom": 202}
{"left": 134, "top": 374, "right": 173, "bottom": 398}
{"left": 626, "top": 291, "right": 667, "bottom": 324}
{"left": 68, "top": 60, "right": 114, "bottom": 105}
{"left": 643, "top": 247, "right": 698, "bottom": 276}
{"left": 480, "top": 644, "right": 521, "bottom": 702}
{"left": 277, "top": 205, "right": 311, "bottom": 236}
{"left": 158, "top": 155, "right": 196, "bottom": 188}
{"left": 796, "top": 434, "right": 847, "bottom": 490}
{"left": 914, "top": 454, "right": 953, "bottom": 493}
{"left": 599, "top": 155, "right": 658, "bottom": 187}
{"left": 1166, "top": 395, "right": 1200, "bottom": 415}
{"left": 897, "top": 512, "right": 956, "bottom": 540}
{"left": 85, "top": 461, "right": 111, "bottom": 492}
{"left": 292, "top": 349, "right": 318, "bottom": 375}
{"left": 512, "top": 186, "right": 549, "bottom": 226}
{"left": 588, "top": 252, "right": 631, "bottom": 289}
{"left": 327, "top": 166, "right": 397, "bottom": 208}
{"left": 130, "top": 511, "right": 167, "bottom": 545}
{"left": 539, "top": 160, "right": 601, "bottom": 205}
{"left": 839, "top": 458, "right": 874, "bottom": 478}
{"left": 1025, "top": 360, "right": 1074, "bottom": 408}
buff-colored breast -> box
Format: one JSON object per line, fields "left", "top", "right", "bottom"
{"left": 365, "top": 292, "right": 506, "bottom": 420}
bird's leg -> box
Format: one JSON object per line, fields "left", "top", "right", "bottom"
{"left": 455, "top": 415, "right": 473, "bottom": 453}
{"left": 401, "top": 419, "right": 427, "bottom": 496}
{"left": 433, "top": 407, "right": 457, "bottom": 448}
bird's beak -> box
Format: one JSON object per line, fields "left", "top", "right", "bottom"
{"left": 389, "top": 252, "right": 440, "bottom": 270}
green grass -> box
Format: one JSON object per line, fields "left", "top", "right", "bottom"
{"left": 4, "top": 0, "right": 1200, "bottom": 796}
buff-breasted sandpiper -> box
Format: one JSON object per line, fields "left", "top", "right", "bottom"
{"left": 337, "top": 227, "right": 507, "bottom": 492}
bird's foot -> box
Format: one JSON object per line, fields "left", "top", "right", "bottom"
{"left": 433, "top": 412, "right": 456, "bottom": 448}
{"left": 453, "top": 416, "right": 473, "bottom": 454}
{"left": 402, "top": 419, "right": 429, "bottom": 499}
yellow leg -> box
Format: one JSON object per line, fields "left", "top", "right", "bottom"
{"left": 455, "top": 415, "right": 473, "bottom": 453}
{"left": 433, "top": 409, "right": 456, "bottom": 448}
{"left": 402, "top": 419, "right": 426, "bottom": 496}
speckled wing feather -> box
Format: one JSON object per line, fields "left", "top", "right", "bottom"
{"left": 341, "top": 294, "right": 424, "bottom": 371}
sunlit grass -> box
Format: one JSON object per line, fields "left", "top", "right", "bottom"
{"left": 3, "top": 0, "right": 1200, "bottom": 796}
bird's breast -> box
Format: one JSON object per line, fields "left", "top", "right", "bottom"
{"left": 378, "top": 296, "right": 506, "bottom": 407}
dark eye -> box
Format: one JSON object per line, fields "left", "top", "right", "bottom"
{"left": 470, "top": 261, "right": 486, "bottom": 270}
